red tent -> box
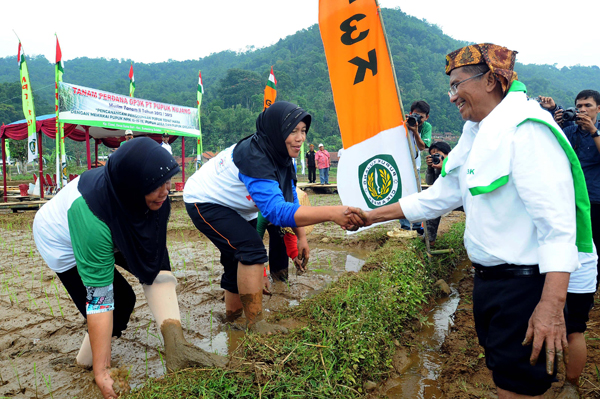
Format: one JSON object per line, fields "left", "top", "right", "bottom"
{"left": 0, "top": 114, "right": 182, "bottom": 202}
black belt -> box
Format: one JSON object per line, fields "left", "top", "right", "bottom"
{"left": 473, "top": 263, "right": 540, "bottom": 280}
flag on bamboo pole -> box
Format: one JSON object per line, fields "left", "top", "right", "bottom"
{"left": 263, "top": 66, "right": 277, "bottom": 111}
{"left": 18, "top": 42, "right": 37, "bottom": 163}
{"left": 55, "top": 35, "right": 67, "bottom": 189}
{"left": 196, "top": 70, "right": 204, "bottom": 169}
{"left": 319, "top": 0, "right": 417, "bottom": 222}
{"left": 129, "top": 63, "right": 135, "bottom": 97}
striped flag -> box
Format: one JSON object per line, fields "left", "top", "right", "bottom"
{"left": 18, "top": 42, "right": 38, "bottom": 163}
{"left": 319, "top": 0, "right": 418, "bottom": 227}
{"left": 55, "top": 35, "right": 67, "bottom": 189}
{"left": 196, "top": 71, "right": 204, "bottom": 168}
{"left": 263, "top": 66, "right": 277, "bottom": 111}
{"left": 129, "top": 63, "right": 135, "bottom": 97}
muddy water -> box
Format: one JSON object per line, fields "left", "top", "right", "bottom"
{"left": 0, "top": 220, "right": 369, "bottom": 399}
{"left": 383, "top": 259, "right": 472, "bottom": 398}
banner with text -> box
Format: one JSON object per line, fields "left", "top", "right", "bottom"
{"left": 319, "top": 0, "right": 417, "bottom": 230}
{"left": 58, "top": 82, "right": 200, "bottom": 137}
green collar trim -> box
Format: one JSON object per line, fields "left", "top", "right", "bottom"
{"left": 469, "top": 175, "right": 509, "bottom": 196}
{"left": 518, "top": 117, "right": 593, "bottom": 253}
{"left": 508, "top": 80, "right": 527, "bottom": 94}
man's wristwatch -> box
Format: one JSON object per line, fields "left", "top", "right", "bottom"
{"left": 592, "top": 130, "right": 600, "bottom": 138}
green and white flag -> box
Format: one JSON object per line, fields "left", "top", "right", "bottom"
{"left": 196, "top": 70, "right": 204, "bottom": 169}
{"left": 18, "top": 42, "right": 37, "bottom": 163}
{"left": 129, "top": 63, "right": 135, "bottom": 97}
{"left": 56, "top": 35, "right": 67, "bottom": 189}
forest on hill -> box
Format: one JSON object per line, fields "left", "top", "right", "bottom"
{"left": 0, "top": 7, "right": 599, "bottom": 163}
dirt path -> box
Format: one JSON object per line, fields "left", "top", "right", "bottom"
{"left": 438, "top": 271, "right": 600, "bottom": 398}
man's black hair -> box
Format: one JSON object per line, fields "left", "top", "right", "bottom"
{"left": 429, "top": 141, "right": 452, "bottom": 155}
{"left": 410, "top": 100, "right": 430, "bottom": 116}
{"left": 575, "top": 90, "right": 600, "bottom": 106}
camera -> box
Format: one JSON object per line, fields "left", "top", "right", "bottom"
{"left": 407, "top": 113, "right": 423, "bottom": 127}
{"left": 562, "top": 107, "right": 579, "bottom": 122}
{"left": 431, "top": 154, "right": 444, "bottom": 165}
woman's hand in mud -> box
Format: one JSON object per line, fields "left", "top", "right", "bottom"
{"left": 262, "top": 274, "right": 271, "bottom": 295}
{"left": 95, "top": 368, "right": 118, "bottom": 399}
{"left": 296, "top": 236, "right": 310, "bottom": 273}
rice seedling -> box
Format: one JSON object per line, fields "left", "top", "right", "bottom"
{"left": 34, "top": 362, "right": 39, "bottom": 398}
{"left": 145, "top": 347, "right": 149, "bottom": 377}
{"left": 42, "top": 372, "right": 53, "bottom": 399}
{"left": 27, "top": 292, "right": 39, "bottom": 311}
{"left": 43, "top": 288, "right": 54, "bottom": 316}
{"left": 158, "top": 347, "right": 167, "bottom": 374}
{"left": 51, "top": 279, "right": 64, "bottom": 318}
{"left": 9, "top": 350, "right": 24, "bottom": 392}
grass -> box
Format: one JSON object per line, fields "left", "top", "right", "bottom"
{"left": 125, "top": 222, "right": 467, "bottom": 398}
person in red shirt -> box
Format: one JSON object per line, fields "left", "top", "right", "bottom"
{"left": 315, "top": 143, "right": 331, "bottom": 184}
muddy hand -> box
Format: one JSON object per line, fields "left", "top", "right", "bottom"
{"left": 95, "top": 368, "right": 118, "bottom": 399}
{"left": 263, "top": 275, "right": 271, "bottom": 295}
{"left": 522, "top": 300, "right": 569, "bottom": 375}
{"left": 297, "top": 247, "right": 309, "bottom": 272}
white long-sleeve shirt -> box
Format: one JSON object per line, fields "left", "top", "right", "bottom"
{"left": 400, "top": 120, "right": 578, "bottom": 274}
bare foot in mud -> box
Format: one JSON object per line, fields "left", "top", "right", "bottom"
{"left": 161, "top": 319, "right": 229, "bottom": 371}
{"left": 555, "top": 381, "right": 580, "bottom": 399}
{"left": 249, "top": 319, "right": 288, "bottom": 335}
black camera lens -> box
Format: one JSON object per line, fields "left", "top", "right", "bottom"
{"left": 432, "top": 154, "right": 442, "bottom": 165}
{"left": 407, "top": 113, "right": 422, "bottom": 127}
{"left": 562, "top": 107, "right": 579, "bottom": 122}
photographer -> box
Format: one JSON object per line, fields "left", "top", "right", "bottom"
{"left": 424, "top": 141, "right": 451, "bottom": 246}
{"left": 557, "top": 90, "right": 600, "bottom": 278}
{"left": 400, "top": 100, "right": 433, "bottom": 232}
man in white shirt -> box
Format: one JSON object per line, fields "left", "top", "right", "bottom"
{"left": 352, "top": 44, "right": 593, "bottom": 398}
{"left": 161, "top": 133, "right": 173, "bottom": 155}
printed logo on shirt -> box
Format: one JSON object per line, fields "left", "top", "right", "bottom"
{"left": 358, "top": 155, "right": 402, "bottom": 209}
{"left": 467, "top": 169, "right": 475, "bottom": 175}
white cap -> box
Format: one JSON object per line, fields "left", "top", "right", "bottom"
{"left": 125, "top": 129, "right": 133, "bottom": 136}
{"left": 318, "top": 143, "right": 324, "bottom": 147}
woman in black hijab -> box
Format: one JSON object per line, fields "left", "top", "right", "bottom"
{"left": 33, "top": 137, "right": 226, "bottom": 399}
{"left": 184, "top": 102, "right": 364, "bottom": 335}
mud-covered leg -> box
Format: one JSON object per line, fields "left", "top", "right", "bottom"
{"left": 237, "top": 263, "right": 288, "bottom": 334}
{"left": 143, "top": 271, "right": 228, "bottom": 371}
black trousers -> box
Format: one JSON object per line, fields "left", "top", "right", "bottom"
{"left": 308, "top": 166, "right": 316, "bottom": 183}
{"left": 56, "top": 255, "right": 136, "bottom": 339}
{"left": 591, "top": 203, "right": 600, "bottom": 289}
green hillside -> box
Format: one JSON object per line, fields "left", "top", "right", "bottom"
{"left": 1, "top": 7, "right": 599, "bottom": 159}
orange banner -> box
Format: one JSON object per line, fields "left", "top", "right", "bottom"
{"left": 319, "top": 0, "right": 403, "bottom": 149}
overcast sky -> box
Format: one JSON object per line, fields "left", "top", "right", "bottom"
{"left": 1, "top": 0, "right": 598, "bottom": 68}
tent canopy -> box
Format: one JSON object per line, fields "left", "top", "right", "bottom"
{"left": 0, "top": 114, "right": 179, "bottom": 148}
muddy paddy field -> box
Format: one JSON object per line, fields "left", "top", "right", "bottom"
{"left": 2, "top": 190, "right": 595, "bottom": 398}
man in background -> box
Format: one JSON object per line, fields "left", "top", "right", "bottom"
{"left": 423, "top": 141, "right": 451, "bottom": 246}
{"left": 306, "top": 144, "right": 316, "bottom": 184}
{"left": 400, "top": 100, "right": 433, "bottom": 233}
{"left": 161, "top": 133, "right": 173, "bottom": 155}
{"left": 315, "top": 143, "right": 330, "bottom": 184}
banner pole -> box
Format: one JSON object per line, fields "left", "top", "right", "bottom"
{"left": 375, "top": 1, "right": 431, "bottom": 253}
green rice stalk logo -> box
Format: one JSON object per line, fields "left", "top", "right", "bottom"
{"left": 29, "top": 138, "right": 37, "bottom": 156}
{"left": 359, "top": 155, "right": 402, "bottom": 209}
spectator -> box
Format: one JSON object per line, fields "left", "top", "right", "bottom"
{"left": 315, "top": 143, "right": 331, "bottom": 184}
{"left": 400, "top": 100, "right": 433, "bottom": 233}
{"left": 423, "top": 141, "right": 451, "bottom": 246}
{"left": 161, "top": 133, "right": 173, "bottom": 155}
{"left": 306, "top": 144, "right": 316, "bottom": 183}
{"left": 120, "top": 130, "right": 134, "bottom": 147}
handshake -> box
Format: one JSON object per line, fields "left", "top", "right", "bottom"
{"left": 336, "top": 206, "right": 371, "bottom": 231}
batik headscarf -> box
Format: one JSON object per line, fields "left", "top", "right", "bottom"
{"left": 445, "top": 43, "right": 518, "bottom": 94}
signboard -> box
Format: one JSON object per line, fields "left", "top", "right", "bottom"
{"left": 58, "top": 82, "right": 200, "bottom": 137}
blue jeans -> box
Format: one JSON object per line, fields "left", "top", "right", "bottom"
{"left": 319, "top": 168, "right": 329, "bottom": 184}
{"left": 400, "top": 218, "right": 421, "bottom": 230}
